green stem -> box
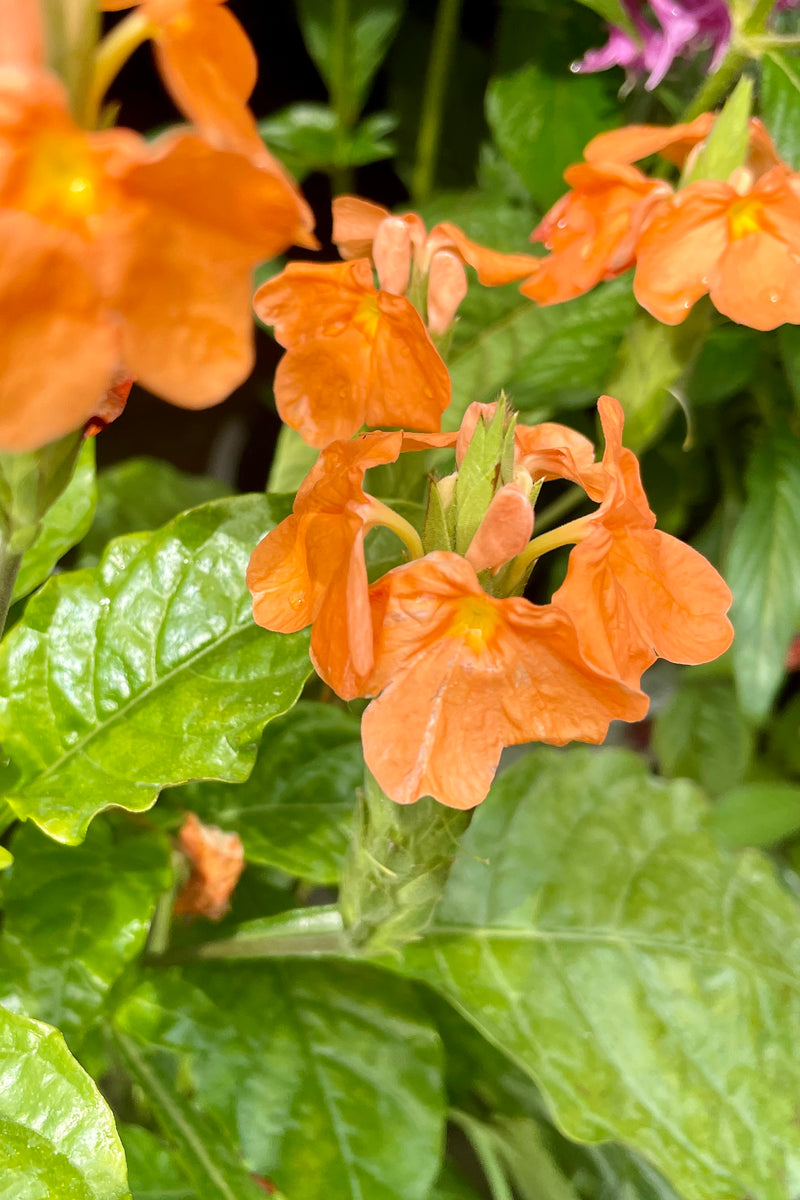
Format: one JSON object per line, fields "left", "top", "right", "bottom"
{"left": 412, "top": 0, "right": 464, "bottom": 205}
{"left": 532, "top": 485, "right": 586, "bottom": 535}
{"left": 744, "top": 0, "right": 779, "bottom": 34}
{"left": 149, "top": 905, "right": 350, "bottom": 964}
{"left": 449, "top": 1111, "right": 515, "bottom": 1200}
{"left": 0, "top": 539, "right": 21, "bottom": 639}
{"left": 83, "top": 9, "right": 151, "bottom": 127}
{"left": 681, "top": 46, "right": 748, "bottom": 120}
{"left": 331, "top": 0, "right": 354, "bottom": 195}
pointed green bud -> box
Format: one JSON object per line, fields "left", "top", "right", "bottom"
{"left": 453, "top": 395, "right": 514, "bottom": 555}
{"left": 422, "top": 473, "right": 454, "bottom": 554}
{"left": 683, "top": 76, "right": 753, "bottom": 186}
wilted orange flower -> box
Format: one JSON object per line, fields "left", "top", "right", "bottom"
{"left": 633, "top": 165, "right": 800, "bottom": 329}
{"left": 361, "top": 552, "right": 648, "bottom": 809}
{"left": 173, "top": 812, "right": 245, "bottom": 920}
{"left": 521, "top": 162, "right": 671, "bottom": 305}
{"left": 83, "top": 370, "right": 133, "bottom": 437}
{"left": 552, "top": 396, "right": 734, "bottom": 686}
{"left": 253, "top": 260, "right": 451, "bottom": 448}
{"left": 0, "top": 66, "right": 312, "bottom": 451}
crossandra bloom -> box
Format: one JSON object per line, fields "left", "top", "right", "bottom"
{"left": 250, "top": 396, "right": 733, "bottom": 809}
{"left": 0, "top": 62, "right": 313, "bottom": 451}
{"left": 253, "top": 260, "right": 451, "bottom": 447}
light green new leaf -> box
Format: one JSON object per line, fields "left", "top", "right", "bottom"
{"left": 486, "top": 63, "right": 618, "bottom": 210}
{"left": 727, "top": 424, "right": 800, "bottom": 720}
{"left": 115, "top": 959, "right": 445, "bottom": 1200}
{"left": 761, "top": 51, "right": 800, "bottom": 170}
{"left": 684, "top": 76, "right": 752, "bottom": 185}
{"left": 0, "top": 1007, "right": 130, "bottom": 1199}
{"left": 653, "top": 675, "right": 753, "bottom": 796}
{"left": 12, "top": 439, "right": 96, "bottom": 603}
{"left": 78, "top": 456, "right": 231, "bottom": 569}
{"left": 403, "top": 746, "right": 800, "bottom": 1200}
{"left": 446, "top": 277, "right": 636, "bottom": 429}
{"left": 296, "top": 0, "right": 405, "bottom": 121}
{"left": 113, "top": 1031, "right": 273, "bottom": 1200}
{"left": 0, "top": 496, "right": 311, "bottom": 843}
{"left": 166, "top": 702, "right": 362, "bottom": 883}
{"left": 0, "top": 820, "right": 170, "bottom": 1040}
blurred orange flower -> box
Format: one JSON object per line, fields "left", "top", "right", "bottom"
{"left": 0, "top": 68, "right": 313, "bottom": 450}
{"left": 633, "top": 165, "right": 800, "bottom": 329}
{"left": 553, "top": 396, "right": 734, "bottom": 686}
{"left": 173, "top": 812, "right": 245, "bottom": 921}
{"left": 361, "top": 552, "right": 648, "bottom": 809}
{"left": 253, "top": 260, "right": 451, "bottom": 447}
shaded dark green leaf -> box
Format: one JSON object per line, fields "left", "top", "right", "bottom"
{"left": 653, "top": 675, "right": 753, "bottom": 796}
{"left": 260, "top": 105, "right": 395, "bottom": 176}
{"left": 296, "top": 0, "right": 405, "bottom": 120}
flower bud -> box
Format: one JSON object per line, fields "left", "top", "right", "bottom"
{"left": 373, "top": 217, "right": 412, "bottom": 296}
{"left": 426, "top": 250, "right": 468, "bottom": 335}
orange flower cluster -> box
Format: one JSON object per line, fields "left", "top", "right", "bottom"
{"left": 248, "top": 397, "right": 733, "bottom": 810}
{"left": 0, "top": 0, "right": 313, "bottom": 451}
{"left": 523, "top": 113, "right": 800, "bottom": 331}
{"left": 254, "top": 198, "right": 538, "bottom": 448}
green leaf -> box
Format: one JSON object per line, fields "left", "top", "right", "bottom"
{"left": 727, "top": 424, "right": 800, "bottom": 720}
{"left": 0, "top": 495, "right": 311, "bottom": 843}
{"left": 295, "top": 0, "right": 405, "bottom": 121}
{"left": 78, "top": 457, "right": 231, "bottom": 569}
{"left": 446, "top": 277, "right": 636, "bottom": 430}
{"left": 402, "top": 746, "right": 800, "bottom": 1199}
{"left": 165, "top": 702, "right": 362, "bottom": 884}
{"left": 713, "top": 781, "right": 800, "bottom": 848}
{"left": 117, "top": 1125, "right": 194, "bottom": 1200}
{"left": 760, "top": 51, "right": 800, "bottom": 170}
{"left": 115, "top": 959, "right": 445, "bottom": 1200}
{"left": 12, "top": 439, "right": 96, "bottom": 603}
{"left": 684, "top": 76, "right": 753, "bottom": 184}
{"left": 0, "top": 820, "right": 170, "bottom": 1040}
{"left": 429, "top": 1163, "right": 484, "bottom": 1200}
{"left": 0, "top": 1006, "right": 129, "bottom": 1199}
{"left": 652, "top": 675, "right": 754, "bottom": 797}
{"left": 259, "top": 105, "right": 395, "bottom": 176}
{"left": 0, "top": 430, "right": 84, "bottom": 555}
{"left": 688, "top": 324, "right": 762, "bottom": 405}
{"left": 112, "top": 1031, "right": 271, "bottom": 1200}
{"left": 486, "top": 63, "right": 618, "bottom": 210}
{"left": 572, "top": 0, "right": 637, "bottom": 36}
{"left": 267, "top": 425, "right": 319, "bottom": 494}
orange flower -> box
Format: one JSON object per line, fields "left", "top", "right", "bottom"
{"left": 552, "top": 396, "right": 733, "bottom": 686}
{"left": 633, "top": 165, "right": 800, "bottom": 329}
{"left": 456, "top": 399, "right": 597, "bottom": 484}
{"left": 253, "top": 260, "right": 451, "bottom": 448}
{"left": 522, "top": 162, "right": 671, "bottom": 305}
{"left": 0, "top": 68, "right": 312, "bottom": 451}
{"left": 584, "top": 114, "right": 779, "bottom": 177}
{"left": 247, "top": 432, "right": 408, "bottom": 700}
{"left": 361, "top": 552, "right": 648, "bottom": 809}
{"left": 173, "top": 812, "right": 245, "bottom": 921}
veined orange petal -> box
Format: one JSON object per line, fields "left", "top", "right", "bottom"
{"left": 465, "top": 483, "right": 533, "bottom": 573}
{"left": 711, "top": 230, "right": 800, "bottom": 330}
{"left": 584, "top": 113, "right": 714, "bottom": 167}
{"left": 362, "top": 552, "right": 647, "bottom": 808}
{"left": 427, "top": 220, "right": 539, "bottom": 285}
{"left": 368, "top": 290, "right": 450, "bottom": 431}
{"left": 514, "top": 420, "right": 597, "bottom": 484}
{"left": 254, "top": 259, "right": 374, "bottom": 346}
{"left": 333, "top": 194, "right": 391, "bottom": 259}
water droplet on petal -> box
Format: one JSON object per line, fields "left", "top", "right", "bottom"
{"left": 700, "top": 276, "right": 709, "bottom": 286}
{"left": 556, "top": 218, "right": 568, "bottom": 230}
{"left": 769, "top": 292, "right": 780, "bottom": 303}
{"left": 682, "top": 300, "right": 692, "bottom": 310}
{"left": 569, "top": 60, "right": 582, "bottom": 74}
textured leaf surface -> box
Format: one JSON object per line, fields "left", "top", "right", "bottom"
{"left": 0, "top": 821, "right": 170, "bottom": 1040}
{"left": 653, "top": 676, "right": 753, "bottom": 796}
{"left": 0, "top": 1007, "right": 129, "bottom": 1199}
{"left": 761, "top": 51, "right": 800, "bottom": 170}
{"left": 727, "top": 425, "right": 800, "bottom": 720}
{"left": 115, "top": 959, "right": 445, "bottom": 1200}
{"left": 12, "top": 439, "right": 96, "bottom": 603}
{"left": 0, "top": 496, "right": 311, "bottom": 843}
{"left": 167, "top": 702, "right": 361, "bottom": 883}
{"left": 403, "top": 747, "right": 800, "bottom": 1200}
{"left": 78, "top": 456, "right": 231, "bottom": 569}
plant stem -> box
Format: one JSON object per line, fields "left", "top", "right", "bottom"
{"left": 681, "top": 46, "right": 748, "bottom": 120}
{"left": 83, "top": 10, "right": 151, "bottom": 127}
{"left": 532, "top": 485, "right": 586, "bottom": 534}
{"left": 151, "top": 905, "right": 351, "bottom": 964}
{"left": 331, "top": 0, "right": 353, "bottom": 195}
{"left": 449, "top": 1111, "right": 515, "bottom": 1200}
{"left": 0, "top": 539, "right": 21, "bottom": 639}
{"left": 412, "top": 0, "right": 463, "bottom": 206}
{"left": 744, "top": 0, "right": 779, "bottom": 34}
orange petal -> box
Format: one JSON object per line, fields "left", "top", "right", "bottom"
{"left": 368, "top": 291, "right": 450, "bottom": 431}
{"left": 710, "top": 231, "right": 800, "bottom": 330}
{"left": 515, "top": 420, "right": 597, "bottom": 484}
{"left": 584, "top": 114, "right": 714, "bottom": 167}
{"left": 273, "top": 331, "right": 372, "bottom": 447}
{"left": 426, "top": 250, "right": 468, "bottom": 335}
{"left": 363, "top": 553, "right": 647, "bottom": 808}
{"left": 332, "top": 194, "right": 391, "bottom": 259}
{"left": 173, "top": 812, "right": 245, "bottom": 921}
{"left": 427, "top": 220, "right": 539, "bottom": 285}
{"left": 0, "top": 0, "right": 44, "bottom": 66}
{"left": 84, "top": 369, "right": 133, "bottom": 437}
{"left": 466, "top": 483, "right": 533, "bottom": 572}
{"left": 254, "top": 259, "right": 374, "bottom": 347}
{"left": 247, "top": 514, "right": 316, "bottom": 634}
{"left": 633, "top": 183, "right": 732, "bottom": 325}
{"left": 0, "top": 212, "right": 118, "bottom": 452}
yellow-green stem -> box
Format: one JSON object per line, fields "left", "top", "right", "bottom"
{"left": 412, "top": 0, "right": 464, "bottom": 205}
{"left": 83, "top": 9, "right": 151, "bottom": 127}
{"left": 504, "top": 514, "right": 592, "bottom": 593}
{"left": 367, "top": 498, "right": 424, "bottom": 560}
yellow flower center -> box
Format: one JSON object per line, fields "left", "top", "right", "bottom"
{"left": 448, "top": 596, "right": 501, "bottom": 654}
{"left": 727, "top": 197, "right": 765, "bottom": 241}
{"left": 353, "top": 293, "right": 381, "bottom": 340}
{"left": 22, "top": 133, "right": 101, "bottom": 226}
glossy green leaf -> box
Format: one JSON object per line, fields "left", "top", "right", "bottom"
{"left": 0, "top": 496, "right": 311, "bottom": 843}
{"left": 0, "top": 1006, "right": 130, "bottom": 1198}
{"left": 446, "top": 277, "right": 636, "bottom": 429}
{"left": 0, "top": 820, "right": 170, "bottom": 1039}
{"left": 12, "top": 439, "right": 96, "bottom": 603}
{"left": 486, "top": 63, "right": 617, "bottom": 210}
{"left": 403, "top": 746, "right": 800, "bottom": 1199}
{"left": 117, "top": 1125, "right": 194, "bottom": 1200}
{"left": 78, "top": 456, "right": 231, "bottom": 569}
{"left": 652, "top": 675, "right": 754, "bottom": 796}
{"left": 713, "top": 781, "right": 800, "bottom": 848}
{"left": 259, "top": 105, "right": 395, "bottom": 176}
{"left": 112, "top": 1031, "right": 271, "bottom": 1200}
{"left": 296, "top": 0, "right": 405, "bottom": 120}
{"left": 761, "top": 51, "right": 800, "bottom": 170}
{"left": 166, "top": 702, "right": 362, "bottom": 883}
{"left": 727, "top": 424, "right": 800, "bottom": 720}
{"left": 115, "top": 959, "right": 445, "bottom": 1200}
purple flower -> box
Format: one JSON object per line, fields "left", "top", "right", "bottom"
{"left": 573, "top": 0, "right": 732, "bottom": 90}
